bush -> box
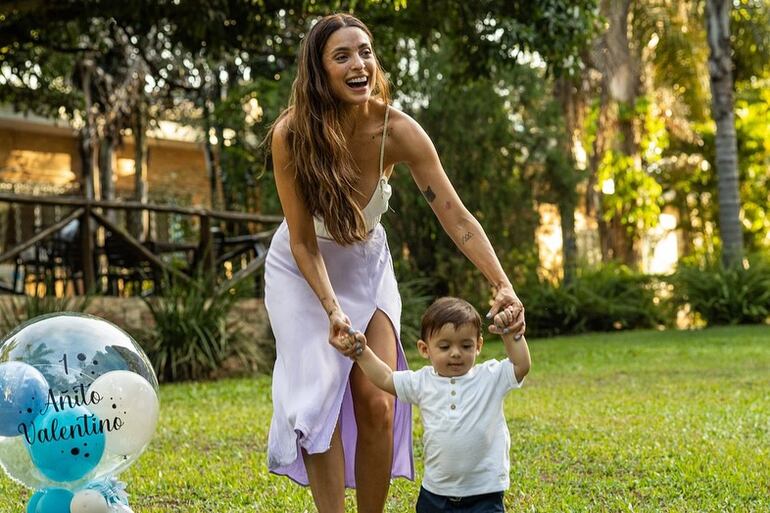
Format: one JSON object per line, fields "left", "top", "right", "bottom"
{"left": 518, "top": 279, "right": 582, "bottom": 337}
{"left": 142, "top": 274, "right": 267, "bottom": 382}
{"left": 397, "top": 275, "right": 434, "bottom": 345}
{"left": 672, "top": 254, "right": 770, "bottom": 326}
{"left": 522, "top": 264, "right": 673, "bottom": 338}
{"left": 573, "top": 264, "right": 672, "bottom": 332}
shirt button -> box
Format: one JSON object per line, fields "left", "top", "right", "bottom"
{"left": 450, "top": 404, "right": 456, "bottom": 410}
{"left": 451, "top": 391, "right": 456, "bottom": 396}
{"left": 450, "top": 378, "right": 456, "bottom": 384}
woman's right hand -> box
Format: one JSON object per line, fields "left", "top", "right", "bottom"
{"left": 328, "top": 309, "right": 362, "bottom": 358}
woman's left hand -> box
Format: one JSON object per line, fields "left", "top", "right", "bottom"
{"left": 487, "top": 284, "right": 525, "bottom": 338}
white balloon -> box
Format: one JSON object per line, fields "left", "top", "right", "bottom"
{"left": 70, "top": 490, "right": 109, "bottom": 513}
{"left": 86, "top": 371, "right": 160, "bottom": 456}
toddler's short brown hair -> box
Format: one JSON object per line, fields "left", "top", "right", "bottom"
{"left": 420, "top": 297, "right": 482, "bottom": 341}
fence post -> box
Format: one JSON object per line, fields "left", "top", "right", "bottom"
{"left": 81, "top": 203, "right": 95, "bottom": 292}
{"left": 198, "top": 213, "right": 215, "bottom": 285}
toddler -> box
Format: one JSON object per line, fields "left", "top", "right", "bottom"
{"left": 339, "top": 297, "right": 531, "bottom": 512}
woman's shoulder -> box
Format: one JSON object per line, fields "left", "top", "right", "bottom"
{"left": 270, "top": 110, "right": 298, "bottom": 160}
{"left": 379, "top": 104, "right": 433, "bottom": 164}
{"left": 270, "top": 112, "right": 295, "bottom": 175}
{"left": 272, "top": 110, "right": 293, "bottom": 142}
{"left": 377, "top": 104, "right": 424, "bottom": 143}
{"left": 380, "top": 103, "right": 418, "bottom": 131}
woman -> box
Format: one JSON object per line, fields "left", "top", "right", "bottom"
{"left": 264, "top": 13, "right": 526, "bottom": 513}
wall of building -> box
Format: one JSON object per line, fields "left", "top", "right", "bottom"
{"left": 115, "top": 142, "right": 210, "bottom": 207}
{"left": 0, "top": 122, "right": 210, "bottom": 208}
{"left": 0, "top": 127, "right": 80, "bottom": 187}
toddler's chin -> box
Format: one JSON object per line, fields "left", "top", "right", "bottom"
{"left": 442, "top": 365, "right": 469, "bottom": 376}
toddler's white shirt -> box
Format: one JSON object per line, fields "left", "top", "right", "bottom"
{"left": 393, "top": 359, "right": 523, "bottom": 497}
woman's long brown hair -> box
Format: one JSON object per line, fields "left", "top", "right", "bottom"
{"left": 269, "top": 13, "right": 390, "bottom": 245}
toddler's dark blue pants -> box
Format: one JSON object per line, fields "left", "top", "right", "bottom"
{"left": 416, "top": 486, "right": 505, "bottom": 512}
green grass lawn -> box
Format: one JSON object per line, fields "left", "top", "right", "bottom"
{"left": 2, "top": 325, "right": 769, "bottom": 512}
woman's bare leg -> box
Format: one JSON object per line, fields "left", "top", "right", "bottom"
{"left": 302, "top": 423, "right": 346, "bottom": 513}
{"left": 351, "top": 309, "right": 397, "bottom": 513}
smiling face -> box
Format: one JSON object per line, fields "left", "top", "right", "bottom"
{"left": 418, "top": 322, "right": 483, "bottom": 377}
{"left": 322, "top": 26, "right": 377, "bottom": 105}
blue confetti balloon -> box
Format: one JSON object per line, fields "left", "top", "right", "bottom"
{"left": 25, "top": 405, "right": 106, "bottom": 483}
{"left": 0, "top": 362, "right": 49, "bottom": 437}
{"left": 34, "top": 487, "right": 74, "bottom": 513}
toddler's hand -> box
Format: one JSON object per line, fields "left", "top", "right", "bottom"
{"left": 490, "top": 304, "right": 524, "bottom": 340}
{"left": 487, "top": 286, "right": 525, "bottom": 338}
{"left": 338, "top": 327, "right": 367, "bottom": 359}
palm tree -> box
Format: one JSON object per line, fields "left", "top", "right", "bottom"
{"left": 706, "top": 0, "right": 744, "bottom": 265}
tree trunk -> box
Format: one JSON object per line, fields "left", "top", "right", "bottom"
{"left": 78, "top": 60, "right": 97, "bottom": 200}
{"left": 587, "top": 88, "right": 612, "bottom": 262}
{"left": 98, "top": 135, "right": 114, "bottom": 201}
{"left": 213, "top": 66, "right": 230, "bottom": 239}
{"left": 77, "top": 131, "right": 95, "bottom": 199}
{"left": 586, "top": 87, "right": 609, "bottom": 219}
{"left": 132, "top": 95, "right": 149, "bottom": 241}
{"left": 560, "top": 198, "right": 578, "bottom": 285}
{"left": 554, "top": 75, "right": 582, "bottom": 285}
{"left": 221, "top": 61, "right": 240, "bottom": 214}
{"left": 76, "top": 58, "right": 99, "bottom": 291}
{"left": 678, "top": 201, "right": 693, "bottom": 259}
{"left": 615, "top": 105, "right": 641, "bottom": 266}
{"left": 98, "top": 133, "right": 117, "bottom": 223}
{"left": 203, "top": 98, "right": 224, "bottom": 211}
{"left": 706, "top": 0, "right": 743, "bottom": 266}
{"left": 591, "top": 0, "right": 642, "bottom": 267}
{"left": 609, "top": 214, "right": 636, "bottom": 264}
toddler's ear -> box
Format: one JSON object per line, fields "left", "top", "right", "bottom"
{"left": 417, "top": 339, "right": 430, "bottom": 358}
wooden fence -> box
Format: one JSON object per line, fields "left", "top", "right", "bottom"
{"left": 0, "top": 192, "right": 282, "bottom": 297}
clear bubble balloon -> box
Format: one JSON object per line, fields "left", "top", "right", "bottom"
{"left": 0, "top": 434, "right": 49, "bottom": 489}
{"left": 0, "top": 313, "right": 159, "bottom": 490}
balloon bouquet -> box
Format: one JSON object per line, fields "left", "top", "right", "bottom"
{"left": 0, "top": 313, "right": 160, "bottom": 513}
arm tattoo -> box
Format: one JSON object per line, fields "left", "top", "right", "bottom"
{"left": 461, "top": 232, "right": 474, "bottom": 245}
{"left": 422, "top": 186, "right": 436, "bottom": 203}
{"left": 322, "top": 297, "right": 338, "bottom": 316}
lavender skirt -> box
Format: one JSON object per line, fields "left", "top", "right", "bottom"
{"left": 264, "top": 220, "right": 414, "bottom": 487}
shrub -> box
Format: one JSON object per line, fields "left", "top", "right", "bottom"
{"left": 397, "top": 275, "right": 434, "bottom": 345}
{"left": 672, "top": 254, "right": 770, "bottom": 326}
{"left": 522, "top": 264, "right": 673, "bottom": 338}
{"left": 142, "top": 274, "right": 267, "bottom": 382}
{"left": 518, "top": 279, "right": 582, "bottom": 337}
{"left": 572, "top": 264, "right": 672, "bottom": 332}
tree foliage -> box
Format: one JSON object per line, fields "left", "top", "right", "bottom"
{"left": 1, "top": 0, "right": 769, "bottom": 312}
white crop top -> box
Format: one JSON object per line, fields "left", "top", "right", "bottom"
{"left": 314, "top": 106, "right": 392, "bottom": 239}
